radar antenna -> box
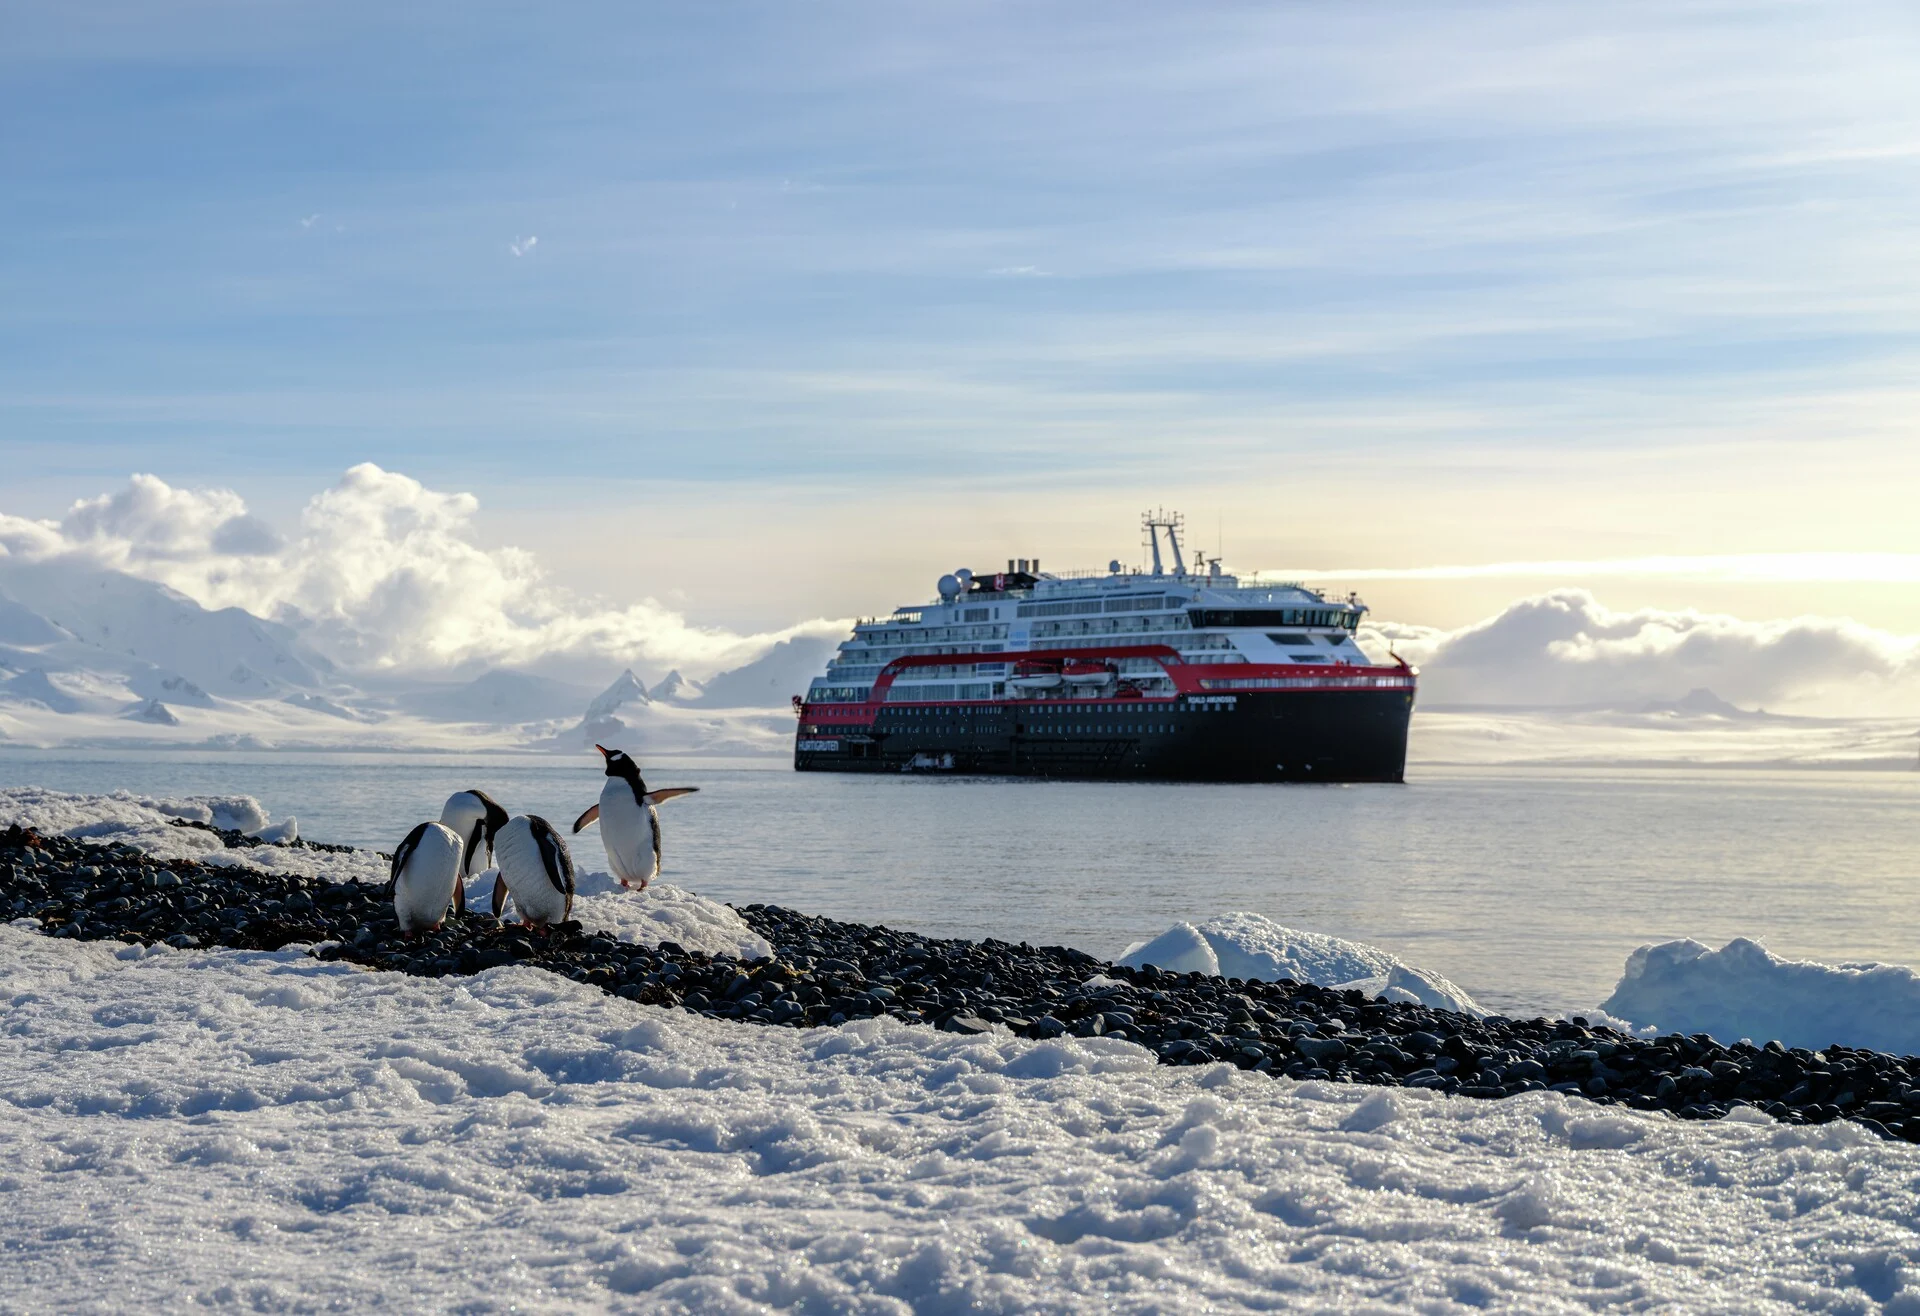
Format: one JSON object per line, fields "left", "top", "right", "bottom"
{"left": 1142, "top": 509, "right": 1186, "bottom": 576}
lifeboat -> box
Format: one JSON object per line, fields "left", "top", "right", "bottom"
{"left": 1007, "top": 659, "right": 1064, "bottom": 694}
{"left": 1062, "top": 659, "right": 1117, "bottom": 690}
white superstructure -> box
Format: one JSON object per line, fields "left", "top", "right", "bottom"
{"left": 804, "top": 512, "right": 1373, "bottom": 707}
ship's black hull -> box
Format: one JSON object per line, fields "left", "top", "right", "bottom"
{"left": 795, "top": 689, "right": 1413, "bottom": 783}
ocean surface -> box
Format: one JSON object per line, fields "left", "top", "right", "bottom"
{"left": 2, "top": 748, "right": 1916, "bottom": 1019}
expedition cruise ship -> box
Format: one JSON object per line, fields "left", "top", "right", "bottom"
{"left": 793, "top": 514, "right": 1415, "bottom": 782}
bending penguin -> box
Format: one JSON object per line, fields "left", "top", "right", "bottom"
{"left": 438, "top": 789, "right": 510, "bottom": 878}
{"left": 573, "top": 744, "right": 698, "bottom": 890}
{"left": 390, "top": 822, "right": 465, "bottom": 935}
{"left": 491, "top": 815, "right": 575, "bottom": 928}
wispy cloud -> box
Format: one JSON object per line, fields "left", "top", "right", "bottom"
{"left": 3, "top": 0, "right": 1918, "bottom": 568}
{"left": 1267, "top": 555, "right": 1920, "bottom": 586}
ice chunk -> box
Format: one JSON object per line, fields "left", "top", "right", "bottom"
{"left": 1601, "top": 936, "right": 1920, "bottom": 1054}
{"left": 1120, "top": 912, "right": 1484, "bottom": 1015}
{"left": 1116, "top": 922, "right": 1219, "bottom": 977}
{"left": 251, "top": 817, "right": 299, "bottom": 845}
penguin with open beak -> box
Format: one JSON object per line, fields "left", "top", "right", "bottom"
{"left": 438, "top": 789, "right": 510, "bottom": 878}
{"left": 572, "top": 744, "right": 698, "bottom": 891}
{"left": 490, "top": 815, "right": 575, "bottom": 928}
{"left": 389, "top": 821, "right": 465, "bottom": 936}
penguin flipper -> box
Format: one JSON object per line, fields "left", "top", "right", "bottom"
{"left": 452, "top": 876, "right": 466, "bottom": 917}
{"left": 532, "top": 817, "right": 574, "bottom": 897}
{"left": 648, "top": 807, "right": 662, "bottom": 886}
{"left": 390, "top": 822, "right": 429, "bottom": 894}
{"left": 491, "top": 874, "right": 508, "bottom": 918}
{"left": 643, "top": 787, "right": 699, "bottom": 805}
{"left": 572, "top": 803, "right": 600, "bottom": 833}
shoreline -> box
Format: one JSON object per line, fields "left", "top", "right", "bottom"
{"left": 6, "top": 818, "right": 1918, "bottom": 1144}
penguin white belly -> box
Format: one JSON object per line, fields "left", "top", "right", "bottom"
{"left": 495, "top": 816, "right": 573, "bottom": 925}
{"left": 393, "top": 823, "right": 464, "bottom": 934}
{"left": 438, "top": 793, "right": 490, "bottom": 877}
{"left": 599, "top": 781, "right": 659, "bottom": 890}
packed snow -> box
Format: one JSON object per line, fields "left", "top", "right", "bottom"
{"left": 1120, "top": 913, "right": 1485, "bottom": 1015}
{"left": 1602, "top": 937, "right": 1920, "bottom": 1057}
{"left": 5, "top": 927, "right": 1920, "bottom": 1312}
{"left": 0, "top": 786, "right": 768, "bottom": 961}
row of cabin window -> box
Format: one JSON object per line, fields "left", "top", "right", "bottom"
{"left": 888, "top": 702, "right": 1225, "bottom": 717}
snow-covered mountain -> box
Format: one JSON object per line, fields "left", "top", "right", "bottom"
{"left": 0, "top": 559, "right": 329, "bottom": 698}
{"left": 693, "top": 635, "right": 832, "bottom": 708}
{"left": 648, "top": 669, "right": 703, "bottom": 704}
{"left": 583, "top": 668, "right": 650, "bottom": 725}
{"left": 0, "top": 554, "right": 800, "bottom": 754}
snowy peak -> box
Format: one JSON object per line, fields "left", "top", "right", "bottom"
{"left": 648, "top": 669, "right": 703, "bottom": 704}
{"left": 1636, "top": 688, "right": 1764, "bottom": 720}
{"left": 584, "top": 668, "right": 651, "bottom": 723}
{"left": 126, "top": 698, "right": 181, "bottom": 726}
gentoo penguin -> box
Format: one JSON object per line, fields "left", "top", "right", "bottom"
{"left": 491, "top": 815, "right": 575, "bottom": 928}
{"left": 390, "top": 821, "right": 465, "bottom": 935}
{"left": 438, "top": 789, "right": 510, "bottom": 879}
{"left": 572, "top": 744, "right": 698, "bottom": 891}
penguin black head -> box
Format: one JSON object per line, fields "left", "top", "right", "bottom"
{"left": 464, "top": 788, "right": 510, "bottom": 842}
{"left": 596, "top": 744, "right": 645, "bottom": 791}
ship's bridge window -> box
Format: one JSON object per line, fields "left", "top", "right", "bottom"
{"left": 1268, "top": 633, "right": 1311, "bottom": 646}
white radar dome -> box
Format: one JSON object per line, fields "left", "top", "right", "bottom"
{"left": 937, "top": 574, "right": 962, "bottom": 600}
{"left": 955, "top": 567, "right": 974, "bottom": 585}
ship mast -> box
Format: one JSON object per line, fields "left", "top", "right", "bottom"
{"left": 1142, "top": 509, "right": 1186, "bottom": 577}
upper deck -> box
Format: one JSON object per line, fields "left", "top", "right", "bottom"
{"left": 803, "top": 513, "right": 1409, "bottom": 709}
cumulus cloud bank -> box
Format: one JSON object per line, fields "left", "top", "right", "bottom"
{"left": 6, "top": 472, "right": 1916, "bottom": 715}
{"left": 0, "top": 465, "right": 840, "bottom": 678}
{"left": 1368, "top": 590, "right": 1920, "bottom": 716}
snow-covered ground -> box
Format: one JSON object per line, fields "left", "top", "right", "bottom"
{"left": 6, "top": 926, "right": 1920, "bottom": 1313}
{"left": 0, "top": 686, "right": 794, "bottom": 756}
{"left": 11, "top": 788, "right": 1920, "bottom": 1308}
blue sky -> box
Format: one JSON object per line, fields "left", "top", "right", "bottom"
{"left": 4, "top": 1, "right": 1919, "bottom": 629}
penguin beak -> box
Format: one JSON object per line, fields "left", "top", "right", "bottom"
{"left": 642, "top": 788, "right": 699, "bottom": 806}
{"left": 594, "top": 744, "right": 610, "bottom": 759}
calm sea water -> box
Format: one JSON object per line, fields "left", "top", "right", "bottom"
{"left": 2, "top": 749, "right": 1916, "bottom": 1018}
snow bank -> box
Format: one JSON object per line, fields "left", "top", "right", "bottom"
{"left": 1120, "top": 912, "right": 1484, "bottom": 1016}
{"left": 2, "top": 925, "right": 1917, "bottom": 1312}
{"left": 564, "top": 870, "right": 771, "bottom": 960}
{"left": 1602, "top": 937, "right": 1920, "bottom": 1056}
{"left": 0, "top": 784, "right": 273, "bottom": 860}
